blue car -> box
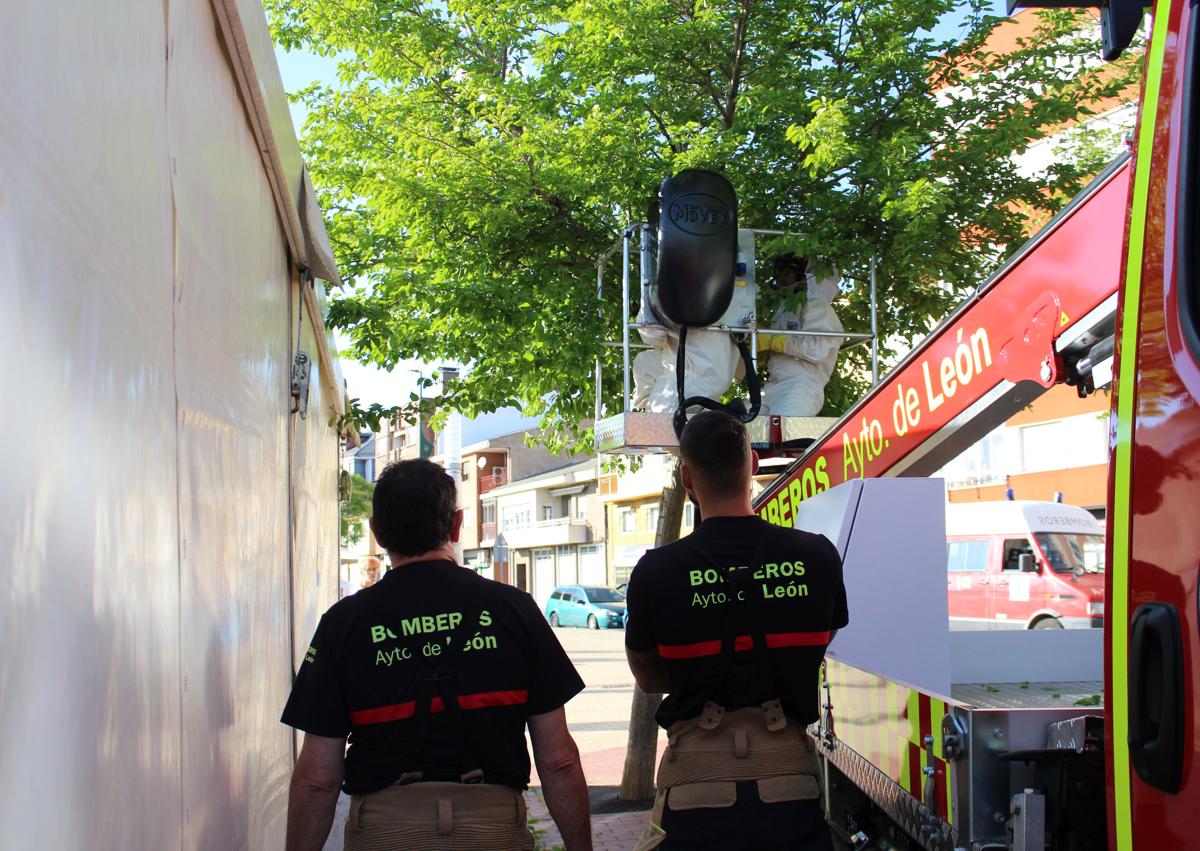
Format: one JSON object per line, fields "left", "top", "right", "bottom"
{"left": 545, "top": 585, "right": 626, "bottom": 629}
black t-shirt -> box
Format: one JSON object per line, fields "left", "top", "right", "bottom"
{"left": 282, "top": 560, "right": 584, "bottom": 794}
{"left": 625, "top": 515, "right": 848, "bottom": 729}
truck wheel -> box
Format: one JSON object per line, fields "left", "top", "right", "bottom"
{"left": 549, "top": 612, "right": 559, "bottom": 628}
{"left": 587, "top": 615, "right": 599, "bottom": 630}
{"left": 1033, "top": 617, "right": 1063, "bottom": 629}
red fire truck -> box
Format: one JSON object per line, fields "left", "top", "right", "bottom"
{"left": 750, "top": 2, "right": 1199, "bottom": 848}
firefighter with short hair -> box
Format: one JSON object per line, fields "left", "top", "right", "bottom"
{"left": 282, "top": 459, "right": 592, "bottom": 851}
{"left": 625, "top": 411, "right": 848, "bottom": 850}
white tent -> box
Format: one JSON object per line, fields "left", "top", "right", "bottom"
{"left": 0, "top": 1, "right": 350, "bottom": 846}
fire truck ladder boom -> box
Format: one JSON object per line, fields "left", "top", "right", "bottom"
{"left": 755, "top": 153, "right": 1131, "bottom": 515}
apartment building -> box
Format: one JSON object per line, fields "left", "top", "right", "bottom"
{"left": 598, "top": 455, "right": 697, "bottom": 587}
{"left": 445, "top": 430, "right": 604, "bottom": 601}
{"left": 342, "top": 431, "right": 377, "bottom": 482}
{"left": 474, "top": 459, "right": 606, "bottom": 611}
{"left": 938, "top": 383, "right": 1110, "bottom": 516}
{"left": 374, "top": 414, "right": 437, "bottom": 468}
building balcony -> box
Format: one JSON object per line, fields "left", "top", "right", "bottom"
{"left": 480, "top": 471, "right": 508, "bottom": 493}
{"left": 498, "top": 518, "right": 592, "bottom": 549}
{"left": 481, "top": 521, "right": 497, "bottom": 543}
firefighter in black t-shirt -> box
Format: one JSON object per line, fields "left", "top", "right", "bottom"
{"left": 625, "top": 411, "right": 848, "bottom": 850}
{"left": 282, "top": 459, "right": 593, "bottom": 851}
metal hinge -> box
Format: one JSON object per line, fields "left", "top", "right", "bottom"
{"left": 291, "top": 351, "right": 312, "bottom": 418}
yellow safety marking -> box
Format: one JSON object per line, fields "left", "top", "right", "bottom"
{"left": 871, "top": 675, "right": 884, "bottom": 769}
{"left": 1111, "top": 3, "right": 1174, "bottom": 849}
{"left": 1060, "top": 310, "right": 1070, "bottom": 327}
{"left": 887, "top": 680, "right": 901, "bottom": 783}
{"left": 907, "top": 690, "right": 922, "bottom": 800}
{"left": 929, "top": 698, "right": 952, "bottom": 826}
{"left": 898, "top": 685, "right": 911, "bottom": 793}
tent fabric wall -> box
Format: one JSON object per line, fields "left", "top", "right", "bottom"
{"left": 291, "top": 291, "right": 341, "bottom": 672}
{"left": 0, "top": 1, "right": 344, "bottom": 848}
{"left": 0, "top": 4, "right": 183, "bottom": 847}
{"left": 169, "top": 0, "right": 296, "bottom": 845}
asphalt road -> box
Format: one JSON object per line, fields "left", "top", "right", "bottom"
{"left": 533, "top": 623, "right": 667, "bottom": 788}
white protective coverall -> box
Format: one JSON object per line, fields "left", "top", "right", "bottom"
{"left": 762, "top": 266, "right": 844, "bottom": 417}
{"left": 631, "top": 324, "right": 739, "bottom": 413}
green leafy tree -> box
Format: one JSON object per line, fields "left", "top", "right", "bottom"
{"left": 341, "top": 473, "right": 375, "bottom": 548}
{"left": 270, "top": 0, "right": 1137, "bottom": 450}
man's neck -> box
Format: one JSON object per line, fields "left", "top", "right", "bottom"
{"left": 387, "top": 543, "right": 458, "bottom": 569}
{"left": 694, "top": 496, "right": 754, "bottom": 519}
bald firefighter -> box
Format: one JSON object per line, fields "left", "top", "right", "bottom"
{"left": 282, "top": 459, "right": 592, "bottom": 850}
{"left": 625, "top": 411, "right": 848, "bottom": 850}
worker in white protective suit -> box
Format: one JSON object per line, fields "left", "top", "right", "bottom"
{"left": 632, "top": 324, "right": 739, "bottom": 413}
{"left": 758, "top": 254, "right": 844, "bottom": 417}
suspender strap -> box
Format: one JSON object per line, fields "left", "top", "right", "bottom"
{"left": 704, "top": 530, "right": 772, "bottom": 708}
{"left": 408, "top": 573, "right": 495, "bottom": 782}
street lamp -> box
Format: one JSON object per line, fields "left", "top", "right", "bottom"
{"left": 408, "top": 368, "right": 426, "bottom": 459}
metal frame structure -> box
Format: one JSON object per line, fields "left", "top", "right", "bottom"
{"left": 593, "top": 223, "right": 879, "bottom": 452}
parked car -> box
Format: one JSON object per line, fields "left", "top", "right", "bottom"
{"left": 946, "top": 500, "right": 1105, "bottom": 630}
{"left": 545, "top": 585, "right": 626, "bottom": 629}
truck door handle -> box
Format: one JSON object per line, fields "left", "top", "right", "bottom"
{"left": 977, "top": 579, "right": 990, "bottom": 585}
{"left": 996, "top": 580, "right": 1009, "bottom": 586}
{"left": 1128, "top": 602, "right": 1184, "bottom": 794}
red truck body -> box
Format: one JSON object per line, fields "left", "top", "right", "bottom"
{"left": 756, "top": 3, "right": 1200, "bottom": 845}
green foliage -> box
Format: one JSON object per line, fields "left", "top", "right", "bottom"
{"left": 340, "top": 472, "right": 375, "bottom": 548}
{"left": 269, "top": 0, "right": 1140, "bottom": 450}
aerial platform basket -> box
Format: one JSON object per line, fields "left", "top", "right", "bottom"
{"left": 593, "top": 222, "right": 877, "bottom": 457}
{"left": 594, "top": 410, "right": 839, "bottom": 455}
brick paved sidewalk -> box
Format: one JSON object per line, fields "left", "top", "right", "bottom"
{"left": 526, "top": 788, "right": 651, "bottom": 851}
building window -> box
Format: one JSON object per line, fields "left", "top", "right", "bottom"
{"left": 938, "top": 426, "right": 1006, "bottom": 489}
{"left": 482, "top": 503, "right": 496, "bottom": 524}
{"left": 541, "top": 505, "right": 554, "bottom": 521}
{"left": 1017, "top": 415, "right": 1108, "bottom": 474}
{"left": 620, "top": 508, "right": 635, "bottom": 533}
{"left": 647, "top": 506, "right": 660, "bottom": 531}
{"left": 502, "top": 508, "right": 531, "bottom": 531}
{"left": 1020, "top": 422, "right": 1062, "bottom": 473}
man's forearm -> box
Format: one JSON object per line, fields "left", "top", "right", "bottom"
{"left": 285, "top": 780, "right": 340, "bottom": 851}
{"left": 538, "top": 755, "right": 593, "bottom": 851}
{"left": 627, "top": 648, "right": 669, "bottom": 694}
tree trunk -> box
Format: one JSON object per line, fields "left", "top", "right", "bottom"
{"left": 619, "top": 456, "right": 686, "bottom": 801}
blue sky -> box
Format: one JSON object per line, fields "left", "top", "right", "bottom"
{"left": 274, "top": 1, "right": 1010, "bottom": 432}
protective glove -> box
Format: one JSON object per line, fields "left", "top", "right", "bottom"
{"left": 756, "top": 332, "right": 790, "bottom": 354}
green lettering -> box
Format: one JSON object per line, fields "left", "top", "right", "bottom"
{"left": 815, "top": 457, "right": 830, "bottom": 492}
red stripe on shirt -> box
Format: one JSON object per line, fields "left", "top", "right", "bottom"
{"left": 656, "top": 631, "right": 831, "bottom": 659}
{"left": 349, "top": 689, "right": 528, "bottom": 726}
